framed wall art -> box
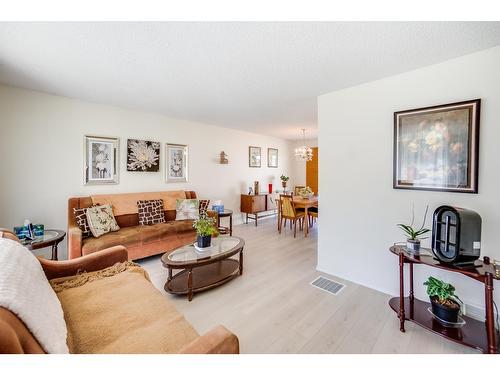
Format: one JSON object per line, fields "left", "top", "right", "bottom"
{"left": 393, "top": 99, "right": 480, "bottom": 193}
{"left": 84, "top": 135, "right": 119, "bottom": 185}
{"left": 126, "top": 139, "right": 160, "bottom": 172}
{"left": 249, "top": 146, "right": 261, "bottom": 168}
{"left": 166, "top": 143, "right": 188, "bottom": 183}
{"left": 268, "top": 148, "right": 278, "bottom": 168}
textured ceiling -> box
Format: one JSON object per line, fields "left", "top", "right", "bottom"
{"left": 1, "top": 22, "right": 500, "bottom": 140}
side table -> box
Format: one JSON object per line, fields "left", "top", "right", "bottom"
{"left": 22, "top": 229, "right": 66, "bottom": 260}
{"left": 217, "top": 209, "right": 233, "bottom": 236}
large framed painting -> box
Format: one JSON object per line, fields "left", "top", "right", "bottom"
{"left": 126, "top": 139, "right": 160, "bottom": 172}
{"left": 166, "top": 143, "right": 188, "bottom": 183}
{"left": 268, "top": 148, "right": 278, "bottom": 168}
{"left": 393, "top": 99, "right": 480, "bottom": 193}
{"left": 84, "top": 135, "right": 119, "bottom": 185}
{"left": 249, "top": 146, "right": 261, "bottom": 168}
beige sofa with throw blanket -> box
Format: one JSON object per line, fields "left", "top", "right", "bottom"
{"left": 68, "top": 190, "right": 214, "bottom": 260}
{"left": 0, "top": 230, "right": 239, "bottom": 354}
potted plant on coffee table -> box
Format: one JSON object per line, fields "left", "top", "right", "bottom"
{"left": 397, "top": 205, "right": 430, "bottom": 253}
{"left": 424, "top": 276, "right": 462, "bottom": 323}
{"left": 193, "top": 213, "right": 217, "bottom": 249}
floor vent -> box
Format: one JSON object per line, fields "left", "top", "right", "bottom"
{"left": 310, "top": 276, "right": 345, "bottom": 295}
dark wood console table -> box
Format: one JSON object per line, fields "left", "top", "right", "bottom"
{"left": 389, "top": 245, "right": 499, "bottom": 354}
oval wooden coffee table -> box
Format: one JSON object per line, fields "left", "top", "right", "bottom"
{"left": 161, "top": 236, "right": 244, "bottom": 301}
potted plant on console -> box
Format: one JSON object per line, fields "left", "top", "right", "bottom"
{"left": 397, "top": 205, "right": 430, "bottom": 254}
{"left": 424, "top": 276, "right": 462, "bottom": 323}
{"left": 193, "top": 213, "right": 217, "bottom": 249}
{"left": 280, "top": 175, "right": 289, "bottom": 190}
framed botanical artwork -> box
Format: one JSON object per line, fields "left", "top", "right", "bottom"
{"left": 126, "top": 139, "right": 160, "bottom": 172}
{"left": 166, "top": 143, "right": 188, "bottom": 183}
{"left": 393, "top": 99, "right": 480, "bottom": 193}
{"left": 249, "top": 146, "right": 261, "bottom": 168}
{"left": 84, "top": 135, "right": 119, "bottom": 185}
{"left": 268, "top": 148, "right": 278, "bottom": 168}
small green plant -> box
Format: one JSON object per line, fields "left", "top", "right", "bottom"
{"left": 424, "top": 276, "right": 462, "bottom": 305}
{"left": 193, "top": 213, "right": 217, "bottom": 237}
{"left": 397, "top": 205, "right": 430, "bottom": 241}
{"left": 280, "top": 175, "right": 290, "bottom": 182}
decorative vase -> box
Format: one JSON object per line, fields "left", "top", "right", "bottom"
{"left": 282, "top": 181, "right": 287, "bottom": 189}
{"left": 254, "top": 181, "right": 259, "bottom": 195}
{"left": 406, "top": 239, "right": 420, "bottom": 254}
{"left": 197, "top": 234, "right": 212, "bottom": 248}
{"left": 268, "top": 183, "right": 273, "bottom": 194}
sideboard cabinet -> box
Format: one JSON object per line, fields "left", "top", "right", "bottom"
{"left": 240, "top": 194, "right": 274, "bottom": 226}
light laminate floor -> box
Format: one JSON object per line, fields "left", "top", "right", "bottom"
{"left": 138, "top": 217, "right": 477, "bottom": 354}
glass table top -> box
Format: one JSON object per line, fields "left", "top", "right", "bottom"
{"left": 166, "top": 236, "right": 243, "bottom": 263}
{"left": 21, "top": 230, "right": 61, "bottom": 244}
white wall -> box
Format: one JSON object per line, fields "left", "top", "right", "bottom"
{"left": 0, "top": 85, "right": 296, "bottom": 259}
{"left": 318, "top": 46, "right": 500, "bottom": 312}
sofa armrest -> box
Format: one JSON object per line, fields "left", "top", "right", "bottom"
{"left": 0, "top": 229, "right": 20, "bottom": 242}
{"left": 178, "top": 325, "right": 239, "bottom": 354}
{"left": 39, "top": 245, "right": 128, "bottom": 280}
{"left": 67, "top": 226, "right": 83, "bottom": 259}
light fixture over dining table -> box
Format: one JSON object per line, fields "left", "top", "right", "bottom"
{"left": 294, "top": 128, "right": 313, "bottom": 161}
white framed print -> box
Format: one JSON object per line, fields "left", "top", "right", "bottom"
{"left": 84, "top": 135, "right": 119, "bottom": 185}
{"left": 166, "top": 143, "right": 188, "bottom": 183}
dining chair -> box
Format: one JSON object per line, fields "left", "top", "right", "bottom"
{"left": 294, "top": 186, "right": 305, "bottom": 195}
{"left": 279, "top": 193, "right": 305, "bottom": 238}
{"left": 308, "top": 206, "right": 318, "bottom": 228}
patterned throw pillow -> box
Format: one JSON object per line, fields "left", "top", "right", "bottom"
{"left": 199, "top": 199, "right": 210, "bottom": 215}
{"left": 175, "top": 199, "right": 200, "bottom": 220}
{"left": 73, "top": 207, "right": 92, "bottom": 238}
{"left": 85, "top": 204, "right": 120, "bottom": 238}
{"left": 137, "top": 199, "right": 166, "bottom": 225}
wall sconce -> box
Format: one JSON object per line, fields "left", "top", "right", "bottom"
{"left": 220, "top": 151, "right": 229, "bottom": 164}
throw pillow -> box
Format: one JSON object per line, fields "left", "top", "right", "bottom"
{"left": 199, "top": 199, "right": 210, "bottom": 215}
{"left": 137, "top": 199, "right": 166, "bottom": 225}
{"left": 175, "top": 199, "right": 200, "bottom": 220}
{"left": 73, "top": 207, "right": 92, "bottom": 238}
{"left": 85, "top": 204, "right": 120, "bottom": 238}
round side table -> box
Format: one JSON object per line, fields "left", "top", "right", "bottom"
{"left": 22, "top": 229, "right": 66, "bottom": 260}
{"left": 217, "top": 209, "right": 233, "bottom": 236}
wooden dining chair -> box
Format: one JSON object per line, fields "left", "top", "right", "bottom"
{"left": 294, "top": 186, "right": 305, "bottom": 195}
{"left": 308, "top": 206, "right": 318, "bottom": 228}
{"left": 279, "top": 194, "right": 305, "bottom": 238}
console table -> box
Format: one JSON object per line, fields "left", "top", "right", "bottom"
{"left": 389, "top": 245, "right": 499, "bottom": 354}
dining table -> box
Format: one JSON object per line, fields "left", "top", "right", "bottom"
{"left": 277, "top": 195, "right": 318, "bottom": 237}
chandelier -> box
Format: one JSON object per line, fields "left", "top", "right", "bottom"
{"left": 294, "top": 129, "right": 313, "bottom": 161}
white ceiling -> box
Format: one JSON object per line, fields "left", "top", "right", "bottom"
{"left": 1, "top": 22, "right": 500, "bottom": 140}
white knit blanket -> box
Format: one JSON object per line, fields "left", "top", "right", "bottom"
{"left": 0, "top": 237, "right": 69, "bottom": 353}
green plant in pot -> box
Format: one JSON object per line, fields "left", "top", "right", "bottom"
{"left": 193, "top": 213, "right": 217, "bottom": 249}
{"left": 280, "top": 175, "right": 289, "bottom": 189}
{"left": 424, "top": 276, "right": 462, "bottom": 323}
{"left": 397, "top": 205, "right": 430, "bottom": 254}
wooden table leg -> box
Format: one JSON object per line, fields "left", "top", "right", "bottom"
{"left": 51, "top": 243, "right": 58, "bottom": 261}
{"left": 229, "top": 214, "right": 233, "bottom": 236}
{"left": 187, "top": 268, "right": 193, "bottom": 301}
{"left": 246, "top": 213, "right": 248, "bottom": 224}
{"left": 399, "top": 252, "right": 405, "bottom": 332}
{"left": 304, "top": 206, "right": 309, "bottom": 237}
{"left": 239, "top": 250, "right": 243, "bottom": 275}
{"left": 168, "top": 267, "right": 172, "bottom": 281}
{"left": 409, "top": 262, "right": 414, "bottom": 302}
{"left": 485, "top": 272, "right": 496, "bottom": 354}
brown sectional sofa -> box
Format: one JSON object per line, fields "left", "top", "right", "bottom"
{"left": 68, "top": 190, "right": 210, "bottom": 260}
{"left": 0, "top": 230, "right": 239, "bottom": 354}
